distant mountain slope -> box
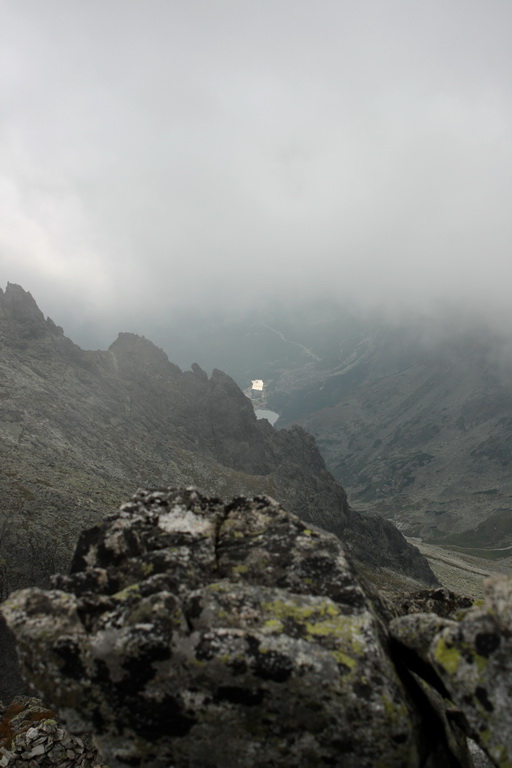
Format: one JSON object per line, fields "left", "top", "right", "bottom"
{"left": 265, "top": 317, "right": 512, "bottom": 549}
{"left": 104, "top": 300, "right": 512, "bottom": 550}
{"left": 0, "top": 284, "right": 435, "bottom": 595}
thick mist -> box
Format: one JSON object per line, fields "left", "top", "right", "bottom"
{"left": 1, "top": 0, "right": 511, "bottom": 347}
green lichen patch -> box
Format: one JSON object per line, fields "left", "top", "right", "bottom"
{"left": 112, "top": 582, "right": 141, "bottom": 601}
{"left": 263, "top": 618, "right": 284, "bottom": 633}
{"left": 433, "top": 635, "right": 461, "bottom": 677}
{"left": 261, "top": 596, "right": 368, "bottom": 671}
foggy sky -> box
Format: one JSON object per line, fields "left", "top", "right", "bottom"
{"left": 1, "top": 1, "right": 511, "bottom": 346}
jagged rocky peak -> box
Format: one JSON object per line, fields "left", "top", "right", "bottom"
{"left": 0, "top": 283, "right": 64, "bottom": 341}
{"left": 0, "top": 282, "right": 438, "bottom": 591}
{"left": 108, "top": 331, "right": 182, "bottom": 377}
{"left": 190, "top": 361, "right": 208, "bottom": 380}
{"left": 0, "top": 283, "right": 45, "bottom": 322}
{"left": 3, "top": 487, "right": 508, "bottom": 768}
{"left": 208, "top": 366, "right": 261, "bottom": 421}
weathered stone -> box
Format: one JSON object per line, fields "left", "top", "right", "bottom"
{"left": 25, "top": 745, "right": 45, "bottom": 758}
{"left": 396, "top": 587, "right": 474, "bottom": 619}
{"left": 428, "top": 577, "right": 512, "bottom": 767}
{"left": 390, "top": 576, "right": 512, "bottom": 767}
{"left": 0, "top": 696, "right": 103, "bottom": 768}
{"left": 0, "top": 750, "right": 14, "bottom": 767}
{"left": 391, "top": 612, "right": 457, "bottom": 661}
{"left": 3, "top": 488, "right": 431, "bottom": 768}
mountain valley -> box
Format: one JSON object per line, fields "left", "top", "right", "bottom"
{"left": 157, "top": 302, "right": 512, "bottom": 558}
{"left": 0, "top": 284, "right": 435, "bottom": 599}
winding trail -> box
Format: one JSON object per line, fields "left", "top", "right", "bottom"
{"left": 258, "top": 322, "right": 320, "bottom": 361}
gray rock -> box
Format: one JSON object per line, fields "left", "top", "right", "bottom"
{"left": 468, "top": 739, "right": 495, "bottom": 768}
{"left": 26, "top": 745, "right": 46, "bottom": 758}
{"left": 4, "top": 488, "right": 429, "bottom": 768}
{"left": 391, "top": 576, "right": 512, "bottom": 767}
{"left": 0, "top": 695, "right": 103, "bottom": 768}
{"left": 428, "top": 577, "right": 512, "bottom": 767}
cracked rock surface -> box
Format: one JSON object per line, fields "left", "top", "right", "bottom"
{"left": 8, "top": 487, "right": 512, "bottom": 767}
{"left": 3, "top": 488, "right": 428, "bottom": 768}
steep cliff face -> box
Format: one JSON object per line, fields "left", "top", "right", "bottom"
{"left": 0, "top": 284, "right": 435, "bottom": 595}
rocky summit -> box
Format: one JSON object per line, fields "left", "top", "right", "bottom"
{"left": 4, "top": 487, "right": 511, "bottom": 767}
{"left": 0, "top": 283, "right": 435, "bottom": 595}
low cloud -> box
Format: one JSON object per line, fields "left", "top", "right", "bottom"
{"left": 1, "top": 0, "right": 511, "bottom": 346}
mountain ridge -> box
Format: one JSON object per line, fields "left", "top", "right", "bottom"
{"left": 0, "top": 283, "right": 436, "bottom": 597}
{"left": 146, "top": 301, "right": 512, "bottom": 552}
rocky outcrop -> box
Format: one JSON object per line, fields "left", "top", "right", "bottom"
{"left": 3, "top": 488, "right": 453, "bottom": 768}
{"left": 396, "top": 587, "right": 474, "bottom": 619}
{"left": 0, "top": 697, "right": 103, "bottom": 768}
{"left": 9, "top": 488, "right": 512, "bottom": 767}
{"left": 391, "top": 577, "right": 512, "bottom": 767}
{"left": 0, "top": 284, "right": 50, "bottom": 342}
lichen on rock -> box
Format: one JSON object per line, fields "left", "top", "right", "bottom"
{"left": 3, "top": 487, "right": 424, "bottom": 768}
{"left": 391, "top": 576, "right": 512, "bottom": 768}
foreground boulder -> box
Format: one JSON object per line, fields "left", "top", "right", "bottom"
{"left": 391, "top": 577, "right": 512, "bottom": 768}
{"left": 9, "top": 488, "right": 512, "bottom": 767}
{"left": 3, "top": 488, "right": 434, "bottom": 768}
